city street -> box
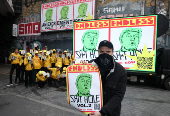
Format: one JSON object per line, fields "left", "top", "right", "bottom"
{"left": 0, "top": 64, "right": 170, "bottom": 116}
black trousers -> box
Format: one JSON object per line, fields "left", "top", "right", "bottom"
{"left": 38, "top": 81, "right": 46, "bottom": 88}
{"left": 33, "top": 69, "right": 40, "bottom": 85}
{"left": 19, "top": 64, "right": 25, "bottom": 82}
{"left": 9, "top": 64, "right": 20, "bottom": 84}
{"left": 25, "top": 70, "right": 33, "bottom": 87}
{"left": 48, "top": 77, "right": 59, "bottom": 88}
{"left": 52, "top": 63, "right": 55, "bottom": 68}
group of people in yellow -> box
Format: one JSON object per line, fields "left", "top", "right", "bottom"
{"left": 8, "top": 48, "right": 75, "bottom": 88}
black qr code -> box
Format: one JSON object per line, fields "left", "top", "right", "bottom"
{"left": 137, "top": 57, "right": 153, "bottom": 69}
{"left": 94, "top": 104, "right": 100, "bottom": 110}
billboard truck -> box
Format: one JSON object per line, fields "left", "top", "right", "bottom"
{"left": 73, "top": 14, "right": 170, "bottom": 90}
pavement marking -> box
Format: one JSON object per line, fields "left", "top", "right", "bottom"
{"left": 12, "top": 93, "right": 85, "bottom": 116}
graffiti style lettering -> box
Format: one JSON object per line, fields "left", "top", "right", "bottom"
{"left": 70, "top": 95, "right": 100, "bottom": 104}
{"left": 74, "top": 21, "right": 109, "bottom": 29}
{"left": 110, "top": 17, "right": 155, "bottom": 27}
{"left": 42, "top": 21, "right": 56, "bottom": 29}
{"left": 57, "top": 20, "right": 73, "bottom": 28}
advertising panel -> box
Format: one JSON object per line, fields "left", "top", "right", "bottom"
{"left": 73, "top": 15, "right": 157, "bottom": 72}
{"left": 41, "top": 0, "right": 95, "bottom": 32}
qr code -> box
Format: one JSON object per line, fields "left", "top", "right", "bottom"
{"left": 94, "top": 104, "right": 100, "bottom": 110}
{"left": 137, "top": 57, "right": 153, "bottom": 69}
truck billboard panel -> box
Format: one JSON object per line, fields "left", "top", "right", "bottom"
{"left": 73, "top": 15, "right": 157, "bottom": 72}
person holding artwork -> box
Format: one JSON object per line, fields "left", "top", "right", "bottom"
{"left": 7, "top": 48, "right": 21, "bottom": 86}
{"left": 32, "top": 51, "right": 42, "bottom": 85}
{"left": 77, "top": 3, "right": 88, "bottom": 18}
{"left": 63, "top": 50, "right": 72, "bottom": 67}
{"left": 75, "top": 73, "right": 92, "bottom": 97}
{"left": 24, "top": 53, "right": 33, "bottom": 87}
{"left": 51, "top": 49, "right": 57, "bottom": 68}
{"left": 81, "top": 40, "right": 127, "bottom": 116}
{"left": 47, "top": 64, "right": 62, "bottom": 88}
{"left": 36, "top": 71, "right": 49, "bottom": 88}
{"left": 56, "top": 51, "right": 63, "bottom": 67}
{"left": 118, "top": 28, "right": 142, "bottom": 52}
{"left": 45, "top": 9, "right": 53, "bottom": 22}
{"left": 42, "top": 50, "right": 51, "bottom": 72}
{"left": 80, "top": 30, "right": 99, "bottom": 51}
{"left": 60, "top": 6, "right": 69, "bottom": 20}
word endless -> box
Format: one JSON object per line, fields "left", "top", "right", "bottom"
{"left": 74, "top": 16, "right": 155, "bottom": 29}
{"left": 67, "top": 65, "right": 98, "bottom": 72}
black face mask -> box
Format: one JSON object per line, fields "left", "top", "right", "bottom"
{"left": 53, "top": 51, "right": 56, "bottom": 53}
{"left": 94, "top": 53, "right": 114, "bottom": 77}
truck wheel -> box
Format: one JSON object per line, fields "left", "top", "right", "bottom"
{"left": 164, "top": 77, "right": 170, "bottom": 90}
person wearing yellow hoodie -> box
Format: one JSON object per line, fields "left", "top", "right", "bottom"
{"left": 32, "top": 51, "right": 42, "bottom": 85}
{"left": 51, "top": 49, "right": 57, "bottom": 68}
{"left": 63, "top": 50, "right": 76, "bottom": 67}
{"left": 47, "top": 64, "right": 61, "bottom": 88}
{"left": 55, "top": 51, "right": 63, "bottom": 67}
{"left": 19, "top": 50, "right": 26, "bottom": 83}
{"left": 42, "top": 50, "right": 51, "bottom": 72}
{"left": 36, "top": 71, "right": 49, "bottom": 88}
{"left": 8, "top": 48, "right": 21, "bottom": 86}
{"left": 24, "top": 53, "right": 33, "bottom": 87}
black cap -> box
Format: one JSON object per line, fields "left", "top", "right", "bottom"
{"left": 98, "top": 40, "right": 114, "bottom": 50}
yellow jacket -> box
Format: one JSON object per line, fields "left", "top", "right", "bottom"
{"left": 43, "top": 55, "right": 51, "bottom": 67}
{"left": 19, "top": 55, "right": 25, "bottom": 66}
{"left": 71, "top": 55, "right": 76, "bottom": 62}
{"left": 24, "top": 57, "right": 33, "bottom": 71}
{"left": 51, "top": 53, "right": 56, "bottom": 63}
{"left": 48, "top": 68, "right": 61, "bottom": 81}
{"left": 56, "top": 57, "right": 63, "bottom": 67}
{"left": 36, "top": 73, "right": 47, "bottom": 82}
{"left": 33, "top": 55, "right": 42, "bottom": 69}
{"left": 63, "top": 56, "right": 72, "bottom": 65}
{"left": 9, "top": 53, "right": 20, "bottom": 64}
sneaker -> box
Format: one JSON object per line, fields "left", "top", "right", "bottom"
{"left": 7, "top": 83, "right": 13, "bottom": 87}
{"left": 14, "top": 83, "right": 18, "bottom": 86}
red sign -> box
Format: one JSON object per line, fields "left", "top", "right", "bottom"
{"left": 18, "top": 22, "right": 40, "bottom": 36}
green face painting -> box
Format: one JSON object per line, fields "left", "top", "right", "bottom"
{"left": 119, "top": 28, "right": 142, "bottom": 52}
{"left": 77, "top": 3, "right": 88, "bottom": 18}
{"left": 45, "top": 9, "right": 53, "bottom": 22}
{"left": 76, "top": 73, "right": 92, "bottom": 97}
{"left": 81, "top": 30, "right": 99, "bottom": 51}
{"left": 60, "top": 6, "right": 69, "bottom": 20}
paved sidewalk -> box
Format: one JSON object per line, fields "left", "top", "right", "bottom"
{"left": 0, "top": 64, "right": 170, "bottom": 116}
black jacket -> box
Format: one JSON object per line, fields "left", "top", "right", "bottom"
{"left": 91, "top": 60, "right": 127, "bottom": 116}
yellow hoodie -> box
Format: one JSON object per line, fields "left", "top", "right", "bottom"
{"left": 24, "top": 56, "right": 33, "bottom": 71}
{"left": 48, "top": 68, "right": 61, "bottom": 81}
{"left": 9, "top": 53, "right": 20, "bottom": 64}
{"left": 33, "top": 55, "right": 42, "bottom": 69}
{"left": 63, "top": 56, "right": 72, "bottom": 65}
{"left": 55, "top": 57, "right": 63, "bottom": 67}
{"left": 36, "top": 71, "right": 47, "bottom": 82}
{"left": 51, "top": 53, "right": 56, "bottom": 63}
{"left": 19, "top": 55, "right": 25, "bottom": 66}
{"left": 43, "top": 55, "right": 51, "bottom": 67}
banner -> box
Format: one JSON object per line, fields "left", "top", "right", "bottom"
{"left": 18, "top": 22, "right": 40, "bottom": 36}
{"left": 41, "top": 0, "right": 95, "bottom": 32}
{"left": 66, "top": 64, "right": 103, "bottom": 114}
{"left": 73, "top": 15, "right": 157, "bottom": 72}
{"left": 12, "top": 24, "right": 18, "bottom": 37}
